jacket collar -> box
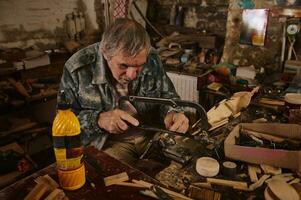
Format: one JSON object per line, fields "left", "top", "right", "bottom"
{"left": 92, "top": 45, "right": 109, "bottom": 85}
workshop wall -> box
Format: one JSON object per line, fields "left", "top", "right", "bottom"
{"left": 0, "top": 0, "right": 103, "bottom": 49}
{"left": 148, "top": 0, "right": 229, "bottom": 37}
{"left": 222, "top": 0, "right": 293, "bottom": 72}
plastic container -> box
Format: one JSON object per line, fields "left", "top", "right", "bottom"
{"left": 52, "top": 94, "right": 85, "bottom": 190}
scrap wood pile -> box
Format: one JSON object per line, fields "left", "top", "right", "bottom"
{"left": 24, "top": 175, "right": 68, "bottom": 200}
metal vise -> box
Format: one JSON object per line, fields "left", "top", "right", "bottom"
{"left": 118, "top": 96, "right": 211, "bottom": 164}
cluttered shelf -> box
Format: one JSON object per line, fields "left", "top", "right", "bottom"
{"left": 0, "top": 48, "right": 70, "bottom": 189}
{"left": 0, "top": 49, "right": 70, "bottom": 113}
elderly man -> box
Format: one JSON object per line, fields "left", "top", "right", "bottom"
{"left": 57, "top": 18, "right": 189, "bottom": 165}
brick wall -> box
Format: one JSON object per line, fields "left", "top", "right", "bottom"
{"left": 0, "top": 0, "right": 103, "bottom": 49}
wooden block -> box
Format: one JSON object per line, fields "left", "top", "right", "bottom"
{"left": 248, "top": 165, "right": 259, "bottom": 183}
{"left": 35, "top": 175, "right": 59, "bottom": 189}
{"left": 24, "top": 182, "right": 49, "bottom": 200}
{"left": 260, "top": 164, "right": 282, "bottom": 175}
{"left": 188, "top": 185, "right": 221, "bottom": 200}
{"left": 44, "top": 188, "right": 65, "bottom": 200}
{"left": 104, "top": 172, "right": 129, "bottom": 186}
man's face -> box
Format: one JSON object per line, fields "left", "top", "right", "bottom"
{"left": 106, "top": 49, "right": 148, "bottom": 85}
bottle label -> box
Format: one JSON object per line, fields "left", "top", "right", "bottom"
{"left": 53, "top": 135, "right": 82, "bottom": 148}
{"left": 54, "top": 147, "right": 84, "bottom": 170}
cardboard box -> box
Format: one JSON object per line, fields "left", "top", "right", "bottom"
{"left": 224, "top": 123, "right": 301, "bottom": 172}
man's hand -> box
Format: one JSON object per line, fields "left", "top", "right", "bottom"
{"left": 98, "top": 109, "right": 139, "bottom": 134}
{"left": 164, "top": 111, "right": 189, "bottom": 133}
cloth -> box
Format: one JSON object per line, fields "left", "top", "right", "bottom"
{"left": 113, "top": 0, "right": 130, "bottom": 19}
{"left": 58, "top": 42, "right": 181, "bottom": 149}
{"left": 103, "top": 131, "right": 152, "bottom": 165}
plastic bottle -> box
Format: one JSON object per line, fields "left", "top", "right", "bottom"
{"left": 52, "top": 92, "right": 85, "bottom": 190}
{"left": 169, "top": 3, "right": 177, "bottom": 25}
{"left": 66, "top": 13, "right": 76, "bottom": 40}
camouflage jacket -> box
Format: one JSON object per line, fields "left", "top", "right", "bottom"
{"left": 57, "top": 42, "right": 180, "bottom": 149}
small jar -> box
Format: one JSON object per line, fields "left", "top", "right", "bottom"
{"left": 284, "top": 93, "right": 301, "bottom": 123}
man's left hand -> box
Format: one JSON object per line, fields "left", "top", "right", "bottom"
{"left": 164, "top": 111, "right": 189, "bottom": 133}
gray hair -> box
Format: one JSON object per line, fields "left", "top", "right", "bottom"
{"left": 100, "top": 18, "right": 151, "bottom": 59}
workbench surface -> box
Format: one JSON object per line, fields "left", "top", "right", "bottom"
{"left": 0, "top": 146, "right": 157, "bottom": 200}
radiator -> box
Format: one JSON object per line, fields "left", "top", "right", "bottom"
{"left": 167, "top": 72, "right": 199, "bottom": 115}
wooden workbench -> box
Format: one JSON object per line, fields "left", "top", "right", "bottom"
{"left": 0, "top": 146, "right": 157, "bottom": 200}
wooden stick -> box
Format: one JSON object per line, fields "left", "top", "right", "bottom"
{"left": 248, "top": 165, "right": 259, "bottom": 183}
{"left": 249, "top": 174, "right": 270, "bottom": 191}
{"left": 192, "top": 182, "right": 212, "bottom": 189}
{"left": 132, "top": 179, "right": 193, "bottom": 200}
{"left": 139, "top": 189, "right": 159, "bottom": 199}
{"left": 243, "top": 129, "right": 285, "bottom": 143}
{"left": 207, "top": 178, "right": 248, "bottom": 190}
{"left": 114, "top": 181, "right": 148, "bottom": 188}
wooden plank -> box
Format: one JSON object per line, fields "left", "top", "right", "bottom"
{"left": 104, "top": 172, "right": 129, "bottom": 187}
{"left": 259, "top": 98, "right": 285, "bottom": 106}
{"left": 207, "top": 178, "right": 248, "bottom": 190}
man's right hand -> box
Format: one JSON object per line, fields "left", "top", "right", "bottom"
{"left": 97, "top": 109, "right": 139, "bottom": 134}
